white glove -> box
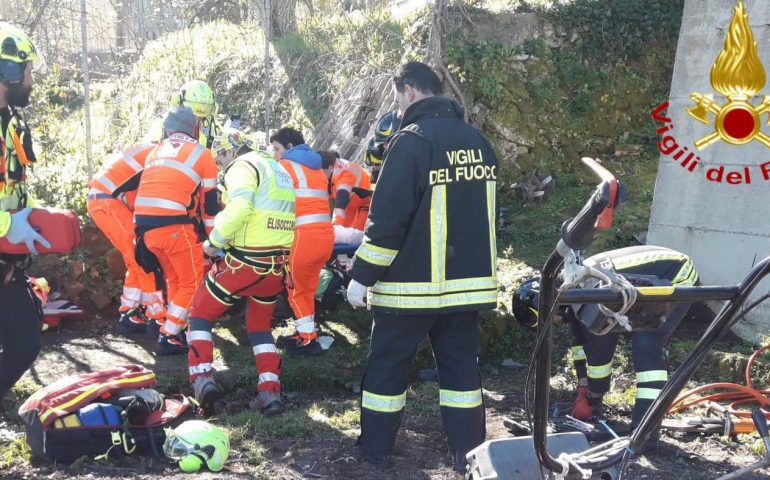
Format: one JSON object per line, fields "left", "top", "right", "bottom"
{"left": 6, "top": 209, "right": 51, "bottom": 255}
{"left": 346, "top": 279, "right": 368, "bottom": 308}
{"left": 333, "top": 224, "right": 349, "bottom": 244}
{"left": 203, "top": 240, "right": 224, "bottom": 258}
{"left": 348, "top": 228, "right": 364, "bottom": 245}
{"left": 334, "top": 225, "right": 365, "bottom": 245}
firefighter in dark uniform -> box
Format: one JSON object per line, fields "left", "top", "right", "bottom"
{"left": 0, "top": 23, "right": 51, "bottom": 400}
{"left": 347, "top": 61, "right": 498, "bottom": 472}
{"left": 513, "top": 245, "right": 699, "bottom": 434}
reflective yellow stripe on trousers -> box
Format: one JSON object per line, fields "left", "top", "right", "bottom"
{"left": 637, "top": 370, "right": 667, "bottom": 383}
{"left": 636, "top": 388, "right": 661, "bottom": 400}
{"left": 362, "top": 390, "right": 406, "bottom": 413}
{"left": 439, "top": 388, "right": 483, "bottom": 408}
{"left": 587, "top": 361, "right": 612, "bottom": 379}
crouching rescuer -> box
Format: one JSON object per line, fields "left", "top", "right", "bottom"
{"left": 187, "top": 128, "right": 295, "bottom": 416}
{"left": 347, "top": 62, "right": 499, "bottom": 472}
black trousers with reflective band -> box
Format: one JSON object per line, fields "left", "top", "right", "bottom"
{"left": 582, "top": 301, "right": 690, "bottom": 426}
{"left": 359, "top": 310, "right": 485, "bottom": 457}
{"left": 0, "top": 276, "right": 42, "bottom": 400}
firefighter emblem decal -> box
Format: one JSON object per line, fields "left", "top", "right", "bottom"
{"left": 686, "top": 1, "right": 770, "bottom": 149}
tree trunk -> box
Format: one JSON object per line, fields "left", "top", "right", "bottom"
{"left": 252, "top": 0, "right": 312, "bottom": 38}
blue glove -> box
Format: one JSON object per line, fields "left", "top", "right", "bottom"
{"left": 6, "top": 209, "right": 51, "bottom": 255}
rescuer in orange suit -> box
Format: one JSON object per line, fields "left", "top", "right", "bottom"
{"left": 271, "top": 127, "right": 333, "bottom": 356}
{"left": 133, "top": 106, "right": 219, "bottom": 356}
{"left": 87, "top": 144, "right": 165, "bottom": 334}
{"left": 325, "top": 151, "right": 372, "bottom": 232}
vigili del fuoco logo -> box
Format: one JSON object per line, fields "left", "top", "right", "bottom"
{"left": 652, "top": 0, "right": 770, "bottom": 185}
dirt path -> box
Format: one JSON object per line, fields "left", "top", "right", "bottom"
{"left": 2, "top": 312, "right": 770, "bottom": 480}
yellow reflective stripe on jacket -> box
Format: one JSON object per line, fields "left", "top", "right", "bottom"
{"left": 439, "top": 388, "right": 483, "bottom": 408}
{"left": 637, "top": 370, "right": 667, "bottom": 383}
{"left": 673, "top": 258, "right": 698, "bottom": 286}
{"left": 370, "top": 288, "right": 497, "bottom": 310}
{"left": 636, "top": 387, "right": 662, "bottom": 400}
{"left": 372, "top": 276, "right": 497, "bottom": 295}
{"left": 0, "top": 210, "right": 9, "bottom": 236}
{"left": 486, "top": 181, "right": 497, "bottom": 276}
{"left": 361, "top": 390, "right": 406, "bottom": 413}
{"left": 39, "top": 373, "right": 156, "bottom": 424}
{"left": 587, "top": 361, "right": 612, "bottom": 379}
{"left": 571, "top": 346, "right": 586, "bottom": 361}
{"left": 357, "top": 242, "right": 398, "bottom": 267}
{"left": 430, "top": 185, "right": 447, "bottom": 282}
{"left": 602, "top": 252, "right": 690, "bottom": 270}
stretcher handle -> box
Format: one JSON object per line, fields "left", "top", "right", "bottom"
{"left": 560, "top": 157, "right": 623, "bottom": 251}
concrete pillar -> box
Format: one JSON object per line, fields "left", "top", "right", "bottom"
{"left": 648, "top": 1, "right": 770, "bottom": 342}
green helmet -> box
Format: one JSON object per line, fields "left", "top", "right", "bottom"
{"left": 171, "top": 80, "right": 215, "bottom": 118}
{"left": 0, "top": 22, "right": 38, "bottom": 83}
{"left": 163, "top": 420, "right": 230, "bottom": 473}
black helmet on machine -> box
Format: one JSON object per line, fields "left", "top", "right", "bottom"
{"left": 512, "top": 277, "right": 540, "bottom": 329}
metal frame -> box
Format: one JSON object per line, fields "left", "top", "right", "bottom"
{"left": 532, "top": 232, "right": 770, "bottom": 475}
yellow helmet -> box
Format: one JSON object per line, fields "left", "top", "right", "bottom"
{"left": 171, "top": 80, "right": 215, "bottom": 118}
{"left": 211, "top": 127, "right": 256, "bottom": 158}
{"left": 0, "top": 22, "right": 38, "bottom": 83}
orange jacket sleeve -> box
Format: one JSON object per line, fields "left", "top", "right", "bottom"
{"left": 197, "top": 149, "right": 220, "bottom": 236}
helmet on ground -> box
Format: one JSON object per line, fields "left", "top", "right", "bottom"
{"left": 171, "top": 80, "right": 215, "bottom": 118}
{"left": 212, "top": 127, "right": 256, "bottom": 158}
{"left": 0, "top": 23, "right": 38, "bottom": 84}
{"left": 512, "top": 277, "right": 540, "bottom": 329}
{"left": 163, "top": 420, "right": 230, "bottom": 473}
{"left": 375, "top": 110, "right": 401, "bottom": 141}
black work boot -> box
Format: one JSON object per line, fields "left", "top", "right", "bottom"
{"left": 192, "top": 375, "right": 222, "bottom": 413}
{"left": 117, "top": 308, "right": 149, "bottom": 334}
{"left": 452, "top": 451, "right": 469, "bottom": 474}
{"left": 256, "top": 391, "right": 285, "bottom": 417}
{"left": 359, "top": 450, "right": 391, "bottom": 470}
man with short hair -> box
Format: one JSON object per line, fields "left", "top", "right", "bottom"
{"left": 271, "top": 128, "right": 333, "bottom": 356}
{"left": 347, "top": 61, "right": 499, "bottom": 472}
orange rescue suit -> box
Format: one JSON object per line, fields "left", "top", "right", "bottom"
{"left": 134, "top": 134, "right": 219, "bottom": 335}
{"left": 87, "top": 144, "right": 164, "bottom": 318}
{"left": 279, "top": 158, "right": 334, "bottom": 334}
{"left": 331, "top": 158, "right": 372, "bottom": 231}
